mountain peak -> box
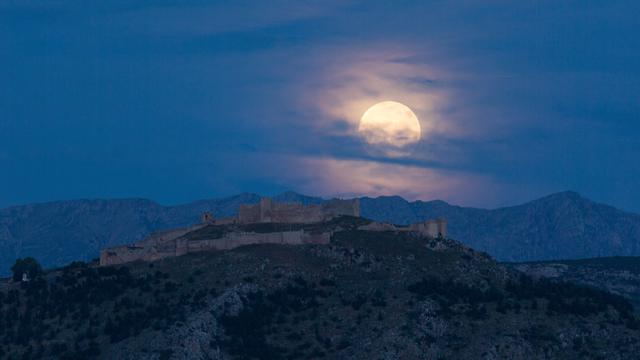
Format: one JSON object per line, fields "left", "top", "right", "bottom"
{"left": 273, "top": 191, "right": 324, "bottom": 205}
{"left": 369, "top": 195, "right": 408, "bottom": 203}
{"left": 550, "top": 190, "right": 583, "bottom": 199}
{"left": 530, "top": 191, "right": 585, "bottom": 205}
{"left": 274, "top": 190, "right": 305, "bottom": 198}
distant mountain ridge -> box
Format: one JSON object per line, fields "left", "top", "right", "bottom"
{"left": 1, "top": 190, "right": 640, "bottom": 275}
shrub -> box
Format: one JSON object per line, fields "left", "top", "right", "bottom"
{"left": 11, "top": 257, "right": 43, "bottom": 282}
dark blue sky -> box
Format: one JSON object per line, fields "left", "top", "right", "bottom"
{"left": 1, "top": 1, "right": 639, "bottom": 211}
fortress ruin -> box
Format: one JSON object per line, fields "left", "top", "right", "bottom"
{"left": 99, "top": 197, "right": 447, "bottom": 266}
{"left": 237, "top": 197, "right": 360, "bottom": 224}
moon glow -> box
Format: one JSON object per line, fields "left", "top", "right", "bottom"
{"left": 358, "top": 101, "right": 421, "bottom": 149}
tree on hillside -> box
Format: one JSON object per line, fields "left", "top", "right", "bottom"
{"left": 11, "top": 257, "right": 43, "bottom": 282}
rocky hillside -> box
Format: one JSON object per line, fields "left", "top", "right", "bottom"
{"left": 1, "top": 220, "right": 639, "bottom": 359}
{"left": 2, "top": 191, "right": 640, "bottom": 275}
{"left": 510, "top": 257, "right": 640, "bottom": 308}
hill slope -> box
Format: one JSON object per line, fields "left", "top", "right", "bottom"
{"left": 1, "top": 223, "right": 639, "bottom": 359}
{"left": 510, "top": 256, "right": 640, "bottom": 308}
{"left": 2, "top": 191, "right": 640, "bottom": 274}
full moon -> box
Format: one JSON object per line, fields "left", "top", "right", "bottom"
{"left": 358, "top": 101, "right": 421, "bottom": 148}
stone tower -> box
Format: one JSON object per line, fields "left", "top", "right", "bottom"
{"left": 259, "top": 197, "right": 273, "bottom": 222}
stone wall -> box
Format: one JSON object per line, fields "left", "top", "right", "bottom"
{"left": 238, "top": 203, "right": 261, "bottom": 224}
{"left": 410, "top": 219, "right": 448, "bottom": 238}
{"left": 99, "top": 225, "right": 203, "bottom": 266}
{"left": 237, "top": 197, "right": 360, "bottom": 224}
{"left": 322, "top": 198, "right": 361, "bottom": 218}
{"left": 143, "top": 226, "right": 203, "bottom": 246}
{"left": 357, "top": 218, "right": 448, "bottom": 239}
{"left": 100, "top": 229, "right": 331, "bottom": 266}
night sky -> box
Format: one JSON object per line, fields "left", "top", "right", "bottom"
{"left": 1, "top": 1, "right": 639, "bottom": 211}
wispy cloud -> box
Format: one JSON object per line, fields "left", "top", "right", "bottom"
{"left": 297, "top": 45, "right": 455, "bottom": 146}
{"left": 230, "top": 151, "right": 539, "bottom": 207}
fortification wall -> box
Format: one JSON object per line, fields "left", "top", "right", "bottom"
{"left": 213, "top": 217, "right": 236, "bottom": 225}
{"left": 358, "top": 222, "right": 398, "bottom": 232}
{"left": 140, "top": 225, "right": 204, "bottom": 247}
{"left": 303, "top": 232, "right": 331, "bottom": 244}
{"left": 100, "top": 229, "right": 331, "bottom": 266}
{"left": 237, "top": 198, "right": 359, "bottom": 224}
{"left": 100, "top": 224, "right": 203, "bottom": 266}
{"left": 178, "top": 230, "right": 331, "bottom": 252}
{"left": 270, "top": 202, "right": 306, "bottom": 223}
{"left": 410, "top": 219, "right": 447, "bottom": 238}
{"left": 322, "top": 198, "right": 360, "bottom": 218}
{"left": 100, "top": 243, "right": 179, "bottom": 266}
{"left": 100, "top": 246, "right": 145, "bottom": 266}
{"left": 357, "top": 218, "right": 448, "bottom": 239}
{"left": 238, "top": 204, "right": 261, "bottom": 223}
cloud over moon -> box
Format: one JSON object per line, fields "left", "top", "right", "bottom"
{"left": 266, "top": 44, "right": 493, "bottom": 202}
{"left": 235, "top": 152, "right": 513, "bottom": 207}
{"left": 299, "top": 46, "right": 455, "bottom": 148}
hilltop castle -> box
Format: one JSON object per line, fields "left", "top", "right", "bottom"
{"left": 99, "top": 197, "right": 446, "bottom": 266}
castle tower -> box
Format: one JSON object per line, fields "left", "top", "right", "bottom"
{"left": 201, "top": 212, "right": 215, "bottom": 224}
{"left": 436, "top": 218, "right": 447, "bottom": 238}
{"left": 259, "top": 197, "right": 273, "bottom": 222}
{"left": 425, "top": 220, "right": 439, "bottom": 238}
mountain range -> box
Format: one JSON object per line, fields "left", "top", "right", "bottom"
{"left": 1, "top": 190, "right": 640, "bottom": 275}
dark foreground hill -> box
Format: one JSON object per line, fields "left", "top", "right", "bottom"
{"left": 1, "top": 219, "right": 639, "bottom": 359}
{"left": 3, "top": 190, "right": 640, "bottom": 274}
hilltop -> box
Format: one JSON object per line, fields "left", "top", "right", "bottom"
{"left": 2, "top": 191, "right": 640, "bottom": 274}
{"left": 1, "top": 218, "right": 639, "bottom": 359}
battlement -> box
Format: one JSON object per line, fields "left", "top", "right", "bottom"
{"left": 237, "top": 197, "right": 360, "bottom": 224}
{"left": 100, "top": 227, "right": 331, "bottom": 266}
{"left": 410, "top": 218, "right": 448, "bottom": 238}
{"left": 357, "top": 218, "right": 448, "bottom": 238}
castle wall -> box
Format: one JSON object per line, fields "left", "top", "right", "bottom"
{"left": 213, "top": 217, "right": 236, "bottom": 225}
{"left": 437, "top": 220, "right": 447, "bottom": 238}
{"left": 100, "top": 242, "right": 180, "bottom": 266}
{"left": 258, "top": 198, "right": 270, "bottom": 222}
{"left": 303, "top": 232, "right": 331, "bottom": 244}
{"left": 238, "top": 204, "right": 261, "bottom": 223}
{"left": 271, "top": 202, "right": 307, "bottom": 223}
{"left": 100, "top": 229, "right": 331, "bottom": 266}
{"left": 237, "top": 198, "right": 359, "bottom": 224}
{"left": 100, "top": 224, "right": 203, "bottom": 266}
{"left": 140, "top": 225, "right": 204, "bottom": 247}
{"left": 409, "top": 219, "right": 447, "bottom": 238}
{"left": 358, "top": 222, "right": 399, "bottom": 232}
{"left": 322, "top": 198, "right": 360, "bottom": 218}
{"left": 100, "top": 246, "right": 146, "bottom": 266}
